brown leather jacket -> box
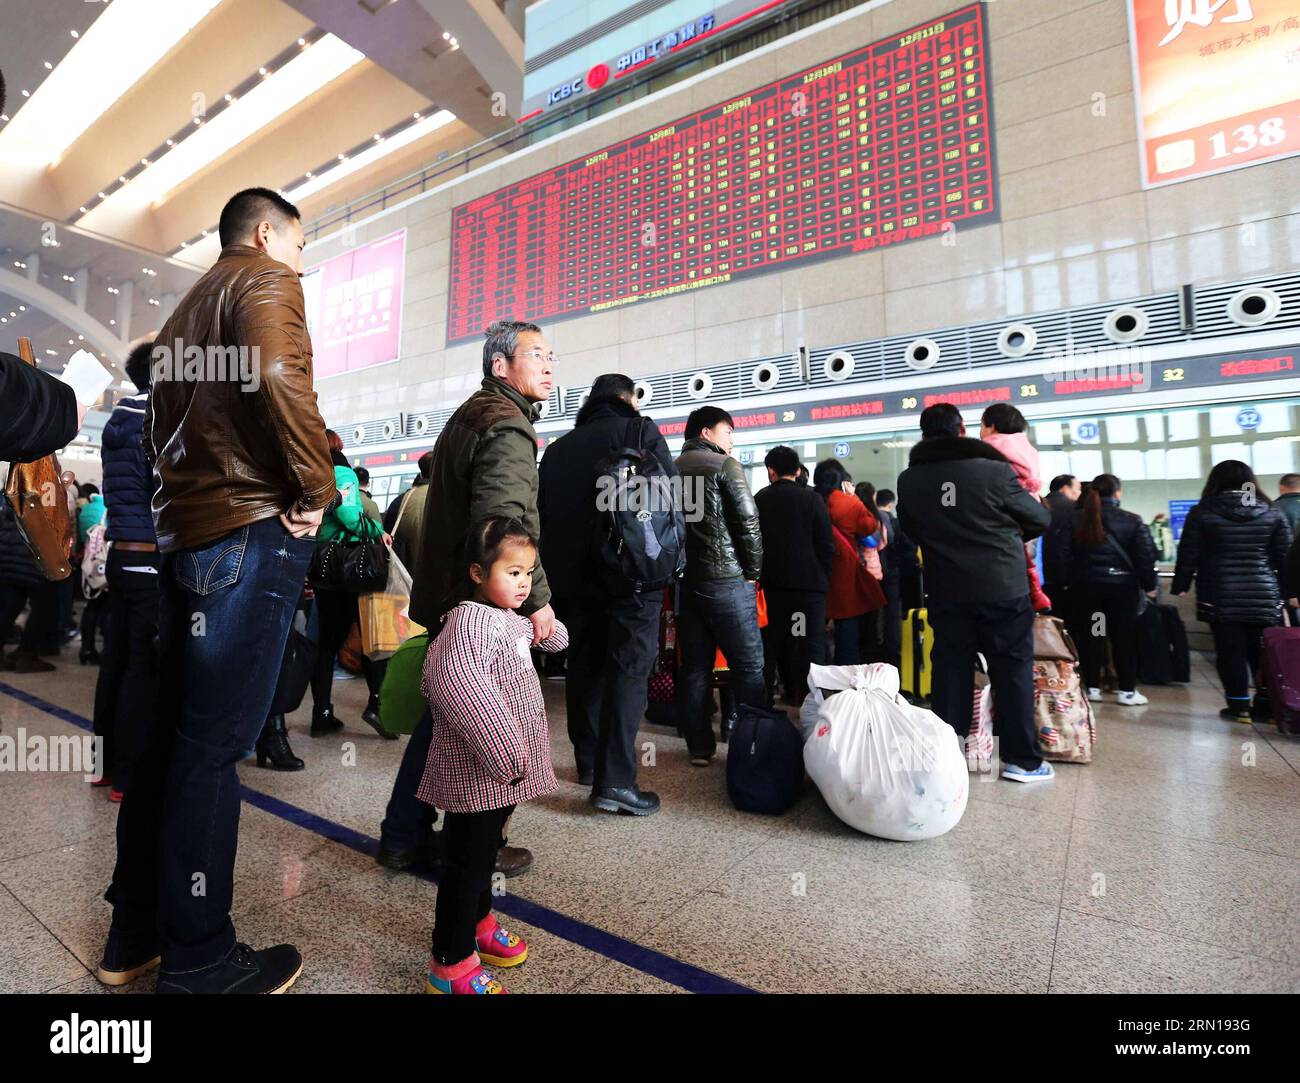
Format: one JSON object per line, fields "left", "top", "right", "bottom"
{"left": 144, "top": 245, "right": 336, "bottom": 552}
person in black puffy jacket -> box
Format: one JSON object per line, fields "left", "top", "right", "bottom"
{"left": 1059, "top": 474, "right": 1159, "bottom": 707}
{"left": 1172, "top": 460, "right": 1293, "bottom": 722}
{"left": 91, "top": 339, "right": 162, "bottom": 794}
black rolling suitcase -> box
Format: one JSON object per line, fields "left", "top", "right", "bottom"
{"left": 1160, "top": 604, "right": 1191, "bottom": 683}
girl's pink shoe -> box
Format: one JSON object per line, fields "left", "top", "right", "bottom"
{"left": 475, "top": 914, "right": 528, "bottom": 968}
{"left": 424, "top": 953, "right": 507, "bottom": 994}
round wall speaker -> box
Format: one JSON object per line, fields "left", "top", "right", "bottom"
{"left": 750, "top": 361, "right": 780, "bottom": 391}
{"left": 997, "top": 323, "right": 1038, "bottom": 358}
{"left": 686, "top": 372, "right": 713, "bottom": 400}
{"left": 823, "top": 350, "right": 855, "bottom": 381}
{"left": 904, "top": 338, "right": 940, "bottom": 370}
{"left": 1103, "top": 306, "right": 1149, "bottom": 343}
{"left": 1227, "top": 286, "right": 1282, "bottom": 327}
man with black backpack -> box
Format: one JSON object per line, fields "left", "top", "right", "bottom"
{"left": 538, "top": 373, "right": 683, "bottom": 816}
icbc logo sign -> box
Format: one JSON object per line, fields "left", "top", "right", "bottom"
{"left": 547, "top": 63, "right": 610, "bottom": 107}
{"left": 547, "top": 78, "right": 582, "bottom": 106}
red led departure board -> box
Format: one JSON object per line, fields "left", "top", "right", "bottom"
{"left": 448, "top": 3, "right": 997, "bottom": 343}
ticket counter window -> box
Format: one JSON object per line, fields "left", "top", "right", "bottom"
{"left": 736, "top": 398, "right": 1300, "bottom": 534}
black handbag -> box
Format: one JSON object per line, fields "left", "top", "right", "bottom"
{"left": 308, "top": 532, "right": 389, "bottom": 592}
{"left": 270, "top": 589, "right": 318, "bottom": 715}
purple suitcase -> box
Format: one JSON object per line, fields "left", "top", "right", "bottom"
{"left": 1262, "top": 627, "right": 1300, "bottom": 736}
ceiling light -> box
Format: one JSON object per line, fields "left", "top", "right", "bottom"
{"left": 0, "top": 0, "right": 221, "bottom": 167}
{"left": 110, "top": 319, "right": 116, "bottom": 325}
{"left": 1, "top": 318, "right": 6, "bottom": 324}
{"left": 68, "top": 339, "right": 74, "bottom": 345}
{"left": 78, "top": 335, "right": 84, "bottom": 340}
{"left": 373, "top": 133, "right": 383, "bottom": 141}
{"left": 21, "top": 90, "right": 30, "bottom": 98}
{"left": 413, "top": 112, "right": 421, "bottom": 119}
{"left": 107, "top": 286, "right": 119, "bottom": 294}
{"left": 298, "top": 37, "right": 306, "bottom": 46}
{"left": 286, "top": 110, "right": 456, "bottom": 203}
{"left": 79, "top": 205, "right": 87, "bottom": 212}
{"left": 62, "top": 274, "right": 75, "bottom": 282}
{"left": 18, "top": 306, "right": 25, "bottom": 311}
{"left": 193, "top": 117, "right": 201, "bottom": 125}
{"left": 166, "top": 138, "right": 174, "bottom": 146}
{"left": 0, "top": 116, "right": 8, "bottom": 123}
{"left": 70, "top": 30, "right": 78, "bottom": 38}
{"left": 13, "top": 261, "right": 24, "bottom": 269}
{"left": 305, "top": 170, "right": 313, "bottom": 178}
{"left": 201, "top": 229, "right": 208, "bottom": 236}
{"left": 148, "top": 299, "right": 159, "bottom": 306}
{"left": 442, "top": 31, "right": 449, "bottom": 40}
{"left": 225, "top": 94, "right": 233, "bottom": 102}
{"left": 179, "top": 241, "right": 188, "bottom": 247}
{"left": 98, "top": 191, "right": 105, "bottom": 198}
{"left": 451, "top": 43, "right": 459, "bottom": 50}
{"left": 46, "top": 349, "right": 57, "bottom": 355}
{"left": 259, "top": 67, "right": 268, "bottom": 75}
{"left": 44, "top": 61, "right": 53, "bottom": 70}
{"left": 9, "top": 311, "right": 15, "bottom": 317}
{"left": 86, "top": 34, "right": 364, "bottom": 213}
{"left": 119, "top": 175, "right": 127, "bottom": 182}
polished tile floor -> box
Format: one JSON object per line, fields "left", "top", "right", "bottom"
{"left": 2, "top": 648, "right": 1298, "bottom": 994}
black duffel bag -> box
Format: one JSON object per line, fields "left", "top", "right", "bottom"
{"left": 726, "top": 704, "right": 805, "bottom": 815}
{"left": 308, "top": 532, "right": 388, "bottom": 592}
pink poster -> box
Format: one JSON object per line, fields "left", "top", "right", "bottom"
{"left": 302, "top": 229, "right": 406, "bottom": 378}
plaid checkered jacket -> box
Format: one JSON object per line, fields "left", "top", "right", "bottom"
{"left": 417, "top": 601, "right": 567, "bottom": 813}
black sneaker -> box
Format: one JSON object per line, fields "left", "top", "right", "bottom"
{"left": 95, "top": 926, "right": 161, "bottom": 987}
{"left": 156, "top": 942, "right": 302, "bottom": 994}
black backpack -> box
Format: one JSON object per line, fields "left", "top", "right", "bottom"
{"left": 592, "top": 416, "right": 686, "bottom": 593}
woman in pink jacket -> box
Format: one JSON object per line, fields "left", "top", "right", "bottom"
{"left": 418, "top": 516, "right": 568, "bottom": 994}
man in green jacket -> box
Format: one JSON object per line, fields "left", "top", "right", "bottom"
{"left": 380, "top": 319, "right": 555, "bottom": 879}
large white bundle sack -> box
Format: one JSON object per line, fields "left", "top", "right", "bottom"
{"left": 798, "top": 662, "right": 892, "bottom": 743}
{"left": 803, "top": 663, "right": 968, "bottom": 841}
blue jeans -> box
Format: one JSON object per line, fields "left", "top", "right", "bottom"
{"left": 676, "top": 577, "right": 765, "bottom": 759}
{"left": 105, "top": 517, "right": 314, "bottom": 972}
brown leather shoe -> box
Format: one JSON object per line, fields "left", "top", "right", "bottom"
{"left": 494, "top": 846, "right": 533, "bottom": 879}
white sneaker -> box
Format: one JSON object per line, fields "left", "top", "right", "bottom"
{"left": 1086, "top": 687, "right": 1102, "bottom": 702}
{"left": 1116, "top": 690, "right": 1149, "bottom": 706}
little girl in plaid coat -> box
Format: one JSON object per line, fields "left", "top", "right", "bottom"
{"left": 418, "top": 516, "right": 567, "bottom": 995}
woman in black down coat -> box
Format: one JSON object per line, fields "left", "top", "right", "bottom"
{"left": 1172, "top": 460, "right": 1294, "bottom": 723}
{"left": 1059, "top": 473, "right": 1159, "bottom": 707}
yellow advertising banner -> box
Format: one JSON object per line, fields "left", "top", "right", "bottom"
{"left": 1127, "top": 0, "right": 1300, "bottom": 187}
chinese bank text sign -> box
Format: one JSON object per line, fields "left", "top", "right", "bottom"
{"left": 303, "top": 229, "right": 406, "bottom": 378}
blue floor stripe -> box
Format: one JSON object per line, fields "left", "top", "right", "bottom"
{"left": 1, "top": 679, "right": 756, "bottom": 995}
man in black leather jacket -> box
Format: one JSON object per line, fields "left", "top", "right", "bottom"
{"left": 674, "top": 406, "right": 764, "bottom": 765}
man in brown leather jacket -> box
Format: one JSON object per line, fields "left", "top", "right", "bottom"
{"left": 99, "top": 188, "right": 335, "bottom": 995}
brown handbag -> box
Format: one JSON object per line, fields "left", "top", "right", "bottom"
{"left": 1033, "top": 614, "right": 1079, "bottom": 663}
{"left": 4, "top": 338, "right": 74, "bottom": 581}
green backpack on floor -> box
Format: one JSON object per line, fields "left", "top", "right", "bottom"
{"left": 378, "top": 633, "right": 431, "bottom": 735}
